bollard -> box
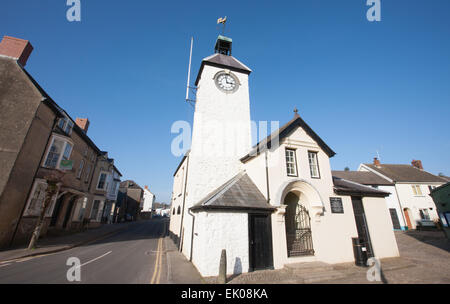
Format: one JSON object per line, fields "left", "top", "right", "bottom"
{"left": 218, "top": 249, "right": 227, "bottom": 284}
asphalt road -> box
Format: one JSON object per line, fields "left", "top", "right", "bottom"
{"left": 0, "top": 219, "right": 169, "bottom": 284}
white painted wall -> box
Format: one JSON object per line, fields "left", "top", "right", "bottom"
{"left": 363, "top": 197, "right": 400, "bottom": 258}
{"left": 395, "top": 183, "right": 440, "bottom": 229}
{"left": 245, "top": 126, "right": 399, "bottom": 269}
{"left": 192, "top": 211, "right": 249, "bottom": 277}
{"left": 169, "top": 157, "right": 187, "bottom": 242}
{"left": 181, "top": 62, "right": 252, "bottom": 260}
{"left": 142, "top": 188, "right": 155, "bottom": 212}
{"left": 378, "top": 185, "right": 406, "bottom": 229}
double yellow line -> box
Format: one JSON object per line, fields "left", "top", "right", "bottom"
{"left": 150, "top": 237, "right": 163, "bottom": 284}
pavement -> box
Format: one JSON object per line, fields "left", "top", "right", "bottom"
{"left": 0, "top": 218, "right": 203, "bottom": 284}
{"left": 212, "top": 230, "right": 450, "bottom": 284}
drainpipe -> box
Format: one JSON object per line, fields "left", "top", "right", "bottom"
{"left": 178, "top": 154, "right": 190, "bottom": 250}
{"left": 188, "top": 208, "right": 195, "bottom": 262}
{"left": 265, "top": 151, "right": 271, "bottom": 204}
{"left": 10, "top": 111, "right": 58, "bottom": 247}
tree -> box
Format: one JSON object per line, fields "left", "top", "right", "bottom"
{"left": 28, "top": 169, "right": 65, "bottom": 250}
{"left": 344, "top": 167, "right": 350, "bottom": 172}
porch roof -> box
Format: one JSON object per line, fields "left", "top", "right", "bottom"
{"left": 190, "top": 172, "right": 275, "bottom": 212}
{"left": 332, "top": 176, "right": 390, "bottom": 197}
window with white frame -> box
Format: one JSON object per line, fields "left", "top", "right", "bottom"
{"left": 24, "top": 181, "right": 58, "bottom": 217}
{"left": 77, "top": 159, "right": 85, "bottom": 179}
{"left": 308, "top": 151, "right": 320, "bottom": 178}
{"left": 97, "top": 172, "right": 108, "bottom": 190}
{"left": 90, "top": 200, "right": 105, "bottom": 222}
{"left": 419, "top": 209, "right": 430, "bottom": 220}
{"left": 412, "top": 185, "right": 423, "bottom": 196}
{"left": 43, "top": 136, "right": 73, "bottom": 169}
{"left": 285, "top": 149, "right": 298, "bottom": 177}
{"left": 90, "top": 200, "right": 101, "bottom": 220}
{"left": 57, "top": 117, "right": 74, "bottom": 135}
{"left": 72, "top": 197, "right": 88, "bottom": 221}
{"left": 24, "top": 181, "right": 47, "bottom": 216}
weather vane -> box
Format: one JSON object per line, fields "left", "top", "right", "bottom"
{"left": 217, "top": 16, "right": 227, "bottom": 35}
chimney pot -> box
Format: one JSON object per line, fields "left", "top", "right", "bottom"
{"left": 75, "top": 118, "right": 90, "bottom": 133}
{"left": 373, "top": 157, "right": 381, "bottom": 167}
{"left": 411, "top": 160, "right": 423, "bottom": 170}
{"left": 0, "top": 36, "right": 34, "bottom": 67}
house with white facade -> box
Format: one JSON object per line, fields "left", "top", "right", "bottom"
{"left": 142, "top": 186, "right": 156, "bottom": 213}
{"left": 358, "top": 159, "right": 446, "bottom": 230}
{"left": 333, "top": 170, "right": 402, "bottom": 230}
{"left": 169, "top": 35, "right": 400, "bottom": 277}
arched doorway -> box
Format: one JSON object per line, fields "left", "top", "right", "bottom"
{"left": 284, "top": 192, "right": 314, "bottom": 257}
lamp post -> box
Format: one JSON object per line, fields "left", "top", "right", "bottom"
{"left": 27, "top": 169, "right": 66, "bottom": 250}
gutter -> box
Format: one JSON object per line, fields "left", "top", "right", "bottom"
{"left": 188, "top": 208, "right": 195, "bottom": 262}
{"left": 178, "top": 154, "right": 190, "bottom": 251}
{"left": 265, "top": 151, "right": 271, "bottom": 204}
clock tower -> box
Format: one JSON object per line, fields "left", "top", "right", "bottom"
{"left": 185, "top": 35, "right": 253, "bottom": 211}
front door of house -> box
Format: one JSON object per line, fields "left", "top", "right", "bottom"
{"left": 249, "top": 214, "right": 273, "bottom": 271}
{"left": 351, "top": 197, "right": 374, "bottom": 258}
{"left": 404, "top": 209, "right": 413, "bottom": 230}
{"left": 50, "top": 195, "right": 65, "bottom": 227}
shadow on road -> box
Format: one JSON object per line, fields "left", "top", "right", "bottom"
{"left": 400, "top": 230, "right": 450, "bottom": 253}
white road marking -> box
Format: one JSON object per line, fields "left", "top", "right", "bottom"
{"left": 0, "top": 263, "right": 12, "bottom": 268}
{"left": 77, "top": 251, "right": 112, "bottom": 268}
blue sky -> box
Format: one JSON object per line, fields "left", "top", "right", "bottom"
{"left": 1, "top": 1, "right": 449, "bottom": 203}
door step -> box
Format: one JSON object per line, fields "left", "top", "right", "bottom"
{"left": 284, "top": 261, "right": 334, "bottom": 274}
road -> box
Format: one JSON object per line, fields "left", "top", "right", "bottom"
{"left": 0, "top": 219, "right": 169, "bottom": 284}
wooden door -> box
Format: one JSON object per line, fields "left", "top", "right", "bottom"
{"left": 404, "top": 209, "right": 413, "bottom": 230}
{"left": 249, "top": 214, "right": 274, "bottom": 271}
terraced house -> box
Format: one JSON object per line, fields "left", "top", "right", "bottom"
{"left": 0, "top": 35, "right": 122, "bottom": 248}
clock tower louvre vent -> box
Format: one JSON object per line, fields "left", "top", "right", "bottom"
{"left": 214, "top": 35, "right": 232, "bottom": 56}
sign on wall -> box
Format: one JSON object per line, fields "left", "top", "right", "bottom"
{"left": 60, "top": 160, "right": 73, "bottom": 171}
{"left": 330, "top": 197, "right": 344, "bottom": 214}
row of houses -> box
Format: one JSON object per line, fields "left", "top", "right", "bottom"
{"left": 0, "top": 36, "right": 126, "bottom": 248}
{"left": 333, "top": 159, "right": 449, "bottom": 231}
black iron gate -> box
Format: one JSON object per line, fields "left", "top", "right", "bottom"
{"left": 286, "top": 204, "right": 314, "bottom": 257}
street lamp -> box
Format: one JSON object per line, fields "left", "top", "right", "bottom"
{"left": 27, "top": 169, "right": 66, "bottom": 250}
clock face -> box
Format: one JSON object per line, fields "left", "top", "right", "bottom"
{"left": 215, "top": 72, "right": 239, "bottom": 93}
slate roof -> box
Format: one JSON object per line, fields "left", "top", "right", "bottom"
{"left": 439, "top": 175, "right": 450, "bottom": 182}
{"left": 332, "top": 176, "right": 390, "bottom": 197}
{"left": 195, "top": 53, "right": 252, "bottom": 86}
{"left": 190, "top": 172, "right": 275, "bottom": 212}
{"left": 363, "top": 164, "right": 447, "bottom": 183}
{"left": 332, "top": 171, "right": 393, "bottom": 186}
{"left": 241, "top": 114, "right": 336, "bottom": 163}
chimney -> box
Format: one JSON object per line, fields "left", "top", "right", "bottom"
{"left": 75, "top": 118, "right": 90, "bottom": 133}
{"left": 0, "top": 36, "right": 34, "bottom": 67}
{"left": 412, "top": 159, "right": 423, "bottom": 170}
{"left": 145, "top": 186, "right": 149, "bottom": 190}
{"left": 373, "top": 157, "right": 381, "bottom": 167}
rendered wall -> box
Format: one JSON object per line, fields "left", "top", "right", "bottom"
{"left": 191, "top": 211, "right": 249, "bottom": 277}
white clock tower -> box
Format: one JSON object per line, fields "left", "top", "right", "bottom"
{"left": 184, "top": 35, "right": 253, "bottom": 214}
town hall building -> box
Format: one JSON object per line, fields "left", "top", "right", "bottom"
{"left": 169, "top": 35, "right": 399, "bottom": 277}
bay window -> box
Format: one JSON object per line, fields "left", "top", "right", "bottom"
{"left": 97, "top": 172, "right": 108, "bottom": 190}
{"left": 43, "top": 136, "right": 73, "bottom": 169}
